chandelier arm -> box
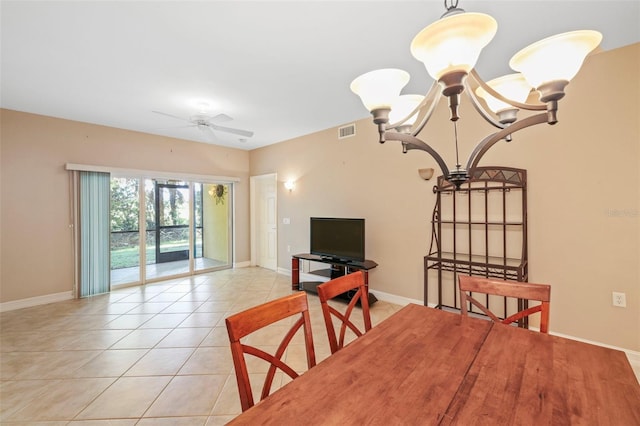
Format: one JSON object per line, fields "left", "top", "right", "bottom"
{"left": 409, "top": 82, "right": 443, "bottom": 136}
{"left": 465, "top": 112, "right": 549, "bottom": 171}
{"left": 469, "top": 70, "right": 546, "bottom": 112}
{"left": 388, "top": 90, "right": 430, "bottom": 129}
{"left": 464, "top": 79, "right": 508, "bottom": 130}
{"left": 384, "top": 131, "right": 450, "bottom": 178}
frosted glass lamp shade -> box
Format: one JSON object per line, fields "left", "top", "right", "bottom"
{"left": 389, "top": 94, "right": 425, "bottom": 125}
{"left": 350, "top": 69, "right": 410, "bottom": 111}
{"left": 509, "top": 30, "right": 602, "bottom": 89}
{"left": 411, "top": 13, "right": 497, "bottom": 81}
{"left": 476, "top": 73, "right": 532, "bottom": 113}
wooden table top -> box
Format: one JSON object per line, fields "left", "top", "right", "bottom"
{"left": 229, "top": 304, "right": 640, "bottom": 425}
{"left": 441, "top": 321, "right": 640, "bottom": 425}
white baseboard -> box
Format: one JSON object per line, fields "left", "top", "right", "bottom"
{"left": 378, "top": 292, "right": 640, "bottom": 377}
{"left": 370, "top": 289, "right": 424, "bottom": 307}
{"left": 548, "top": 330, "right": 640, "bottom": 378}
{"left": 278, "top": 268, "right": 640, "bottom": 376}
{"left": 281, "top": 266, "right": 425, "bottom": 306}
{"left": 625, "top": 351, "right": 640, "bottom": 380}
{"left": 0, "top": 291, "right": 73, "bottom": 313}
{"left": 6, "top": 268, "right": 636, "bottom": 378}
{"left": 277, "top": 268, "right": 330, "bottom": 286}
{"left": 2, "top": 263, "right": 251, "bottom": 313}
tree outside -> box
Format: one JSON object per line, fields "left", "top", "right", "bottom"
{"left": 110, "top": 177, "right": 141, "bottom": 269}
{"left": 111, "top": 178, "right": 196, "bottom": 270}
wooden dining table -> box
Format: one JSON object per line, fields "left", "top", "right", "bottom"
{"left": 228, "top": 304, "right": 640, "bottom": 425}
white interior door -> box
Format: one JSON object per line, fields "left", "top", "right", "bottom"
{"left": 251, "top": 174, "right": 277, "bottom": 271}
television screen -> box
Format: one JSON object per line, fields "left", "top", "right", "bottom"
{"left": 310, "top": 217, "right": 365, "bottom": 262}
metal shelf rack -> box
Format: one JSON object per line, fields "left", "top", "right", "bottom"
{"left": 424, "top": 167, "right": 528, "bottom": 319}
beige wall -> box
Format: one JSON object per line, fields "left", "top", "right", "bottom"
{"left": 1, "top": 44, "right": 638, "bottom": 352}
{"left": 0, "top": 110, "right": 251, "bottom": 302}
{"left": 250, "top": 43, "right": 640, "bottom": 351}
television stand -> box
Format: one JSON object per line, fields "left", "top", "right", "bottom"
{"left": 291, "top": 254, "right": 378, "bottom": 305}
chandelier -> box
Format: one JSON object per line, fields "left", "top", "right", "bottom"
{"left": 350, "top": 0, "right": 602, "bottom": 188}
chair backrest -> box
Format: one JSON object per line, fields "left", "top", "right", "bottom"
{"left": 225, "top": 292, "right": 316, "bottom": 412}
{"left": 458, "top": 275, "right": 551, "bottom": 333}
{"left": 316, "top": 270, "right": 372, "bottom": 354}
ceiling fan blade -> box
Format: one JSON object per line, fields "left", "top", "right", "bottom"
{"left": 155, "top": 124, "right": 198, "bottom": 130}
{"left": 201, "top": 125, "right": 219, "bottom": 142}
{"left": 210, "top": 124, "right": 254, "bottom": 137}
{"left": 209, "top": 113, "right": 233, "bottom": 123}
{"left": 152, "top": 110, "right": 190, "bottom": 123}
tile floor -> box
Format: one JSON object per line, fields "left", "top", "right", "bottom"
{"left": 0, "top": 267, "right": 402, "bottom": 425}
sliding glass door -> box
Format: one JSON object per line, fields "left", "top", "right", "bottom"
{"left": 110, "top": 177, "right": 141, "bottom": 286}
{"left": 156, "top": 182, "right": 190, "bottom": 263}
{"left": 146, "top": 180, "right": 191, "bottom": 280}
{"left": 110, "top": 177, "right": 233, "bottom": 287}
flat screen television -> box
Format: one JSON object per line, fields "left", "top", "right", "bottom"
{"left": 310, "top": 217, "right": 365, "bottom": 262}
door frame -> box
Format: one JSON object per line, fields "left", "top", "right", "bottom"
{"left": 154, "top": 181, "right": 191, "bottom": 264}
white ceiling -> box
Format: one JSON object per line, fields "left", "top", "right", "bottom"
{"left": 2, "top": 1, "right": 639, "bottom": 150}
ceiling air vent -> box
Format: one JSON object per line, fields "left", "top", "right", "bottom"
{"left": 338, "top": 123, "right": 356, "bottom": 139}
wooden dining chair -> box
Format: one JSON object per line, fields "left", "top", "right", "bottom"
{"left": 316, "top": 270, "right": 372, "bottom": 354}
{"left": 225, "top": 292, "right": 316, "bottom": 412}
{"left": 458, "top": 275, "right": 551, "bottom": 333}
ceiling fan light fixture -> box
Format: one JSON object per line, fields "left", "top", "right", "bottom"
{"left": 191, "top": 114, "right": 210, "bottom": 124}
{"left": 152, "top": 110, "right": 253, "bottom": 142}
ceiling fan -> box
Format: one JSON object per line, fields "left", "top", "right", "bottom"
{"left": 152, "top": 110, "right": 254, "bottom": 142}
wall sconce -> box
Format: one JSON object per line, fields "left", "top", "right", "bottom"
{"left": 418, "top": 168, "right": 435, "bottom": 180}
{"left": 284, "top": 180, "right": 296, "bottom": 192}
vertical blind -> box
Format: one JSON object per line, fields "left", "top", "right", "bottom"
{"left": 79, "top": 171, "right": 110, "bottom": 297}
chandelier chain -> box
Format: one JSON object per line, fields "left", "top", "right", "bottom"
{"left": 454, "top": 121, "right": 461, "bottom": 169}
{"left": 444, "top": 0, "right": 459, "bottom": 11}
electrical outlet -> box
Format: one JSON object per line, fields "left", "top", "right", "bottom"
{"left": 612, "top": 292, "right": 626, "bottom": 308}
{"left": 287, "top": 245, "right": 291, "bottom": 253}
